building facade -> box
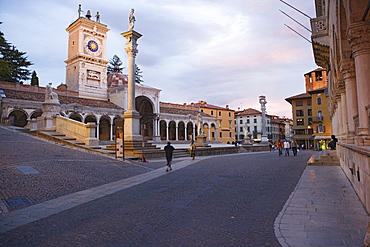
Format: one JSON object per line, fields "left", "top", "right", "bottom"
{"left": 192, "top": 101, "right": 235, "bottom": 144}
{"left": 310, "top": 0, "right": 370, "bottom": 217}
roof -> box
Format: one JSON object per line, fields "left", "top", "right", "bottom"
{"left": 191, "top": 101, "right": 234, "bottom": 111}
{"left": 235, "top": 108, "right": 261, "bottom": 116}
{"left": 160, "top": 106, "right": 212, "bottom": 117}
{"left": 308, "top": 86, "right": 327, "bottom": 94}
{"left": 1, "top": 88, "right": 123, "bottom": 109}
{"left": 304, "top": 68, "right": 326, "bottom": 75}
{"left": 285, "top": 92, "right": 311, "bottom": 104}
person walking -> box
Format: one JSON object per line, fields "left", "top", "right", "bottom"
{"left": 291, "top": 139, "right": 298, "bottom": 156}
{"left": 164, "top": 142, "right": 175, "bottom": 172}
{"left": 190, "top": 140, "right": 196, "bottom": 160}
{"left": 276, "top": 141, "right": 283, "bottom": 156}
{"left": 283, "top": 140, "right": 290, "bottom": 156}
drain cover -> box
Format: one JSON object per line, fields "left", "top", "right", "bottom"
{"left": 4, "top": 198, "right": 33, "bottom": 208}
{"left": 16, "top": 166, "right": 39, "bottom": 174}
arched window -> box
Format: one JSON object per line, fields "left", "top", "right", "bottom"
{"left": 318, "top": 110, "right": 323, "bottom": 121}
{"left": 317, "top": 97, "right": 322, "bottom": 105}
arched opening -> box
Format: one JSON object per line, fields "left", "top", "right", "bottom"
{"left": 8, "top": 110, "right": 27, "bottom": 127}
{"left": 85, "top": 115, "right": 97, "bottom": 124}
{"left": 113, "top": 116, "right": 123, "bottom": 140}
{"left": 203, "top": 123, "right": 209, "bottom": 139}
{"left": 168, "top": 121, "right": 176, "bottom": 140}
{"left": 30, "top": 110, "right": 42, "bottom": 119}
{"left": 178, "top": 121, "right": 185, "bottom": 140}
{"left": 211, "top": 123, "right": 216, "bottom": 140}
{"left": 160, "top": 120, "right": 167, "bottom": 140}
{"left": 99, "top": 116, "right": 111, "bottom": 141}
{"left": 70, "top": 113, "right": 82, "bottom": 122}
{"left": 135, "top": 96, "right": 154, "bottom": 140}
{"left": 187, "top": 122, "right": 193, "bottom": 140}
{"left": 85, "top": 115, "right": 97, "bottom": 138}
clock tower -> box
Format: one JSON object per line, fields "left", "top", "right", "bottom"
{"left": 65, "top": 15, "right": 110, "bottom": 100}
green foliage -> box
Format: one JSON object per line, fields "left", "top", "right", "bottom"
{"left": 135, "top": 64, "right": 143, "bottom": 84}
{"left": 31, "top": 70, "right": 39, "bottom": 86}
{"left": 0, "top": 26, "right": 32, "bottom": 83}
{"left": 107, "top": 54, "right": 124, "bottom": 74}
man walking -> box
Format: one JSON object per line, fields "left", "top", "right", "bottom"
{"left": 291, "top": 139, "right": 298, "bottom": 156}
{"left": 283, "top": 140, "right": 290, "bottom": 156}
{"left": 164, "top": 142, "right": 175, "bottom": 172}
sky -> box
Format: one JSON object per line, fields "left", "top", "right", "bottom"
{"left": 1, "top": 0, "right": 317, "bottom": 118}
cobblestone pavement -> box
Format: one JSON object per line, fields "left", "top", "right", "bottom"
{"left": 0, "top": 126, "right": 367, "bottom": 246}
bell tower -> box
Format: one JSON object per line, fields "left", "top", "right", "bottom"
{"left": 65, "top": 12, "right": 110, "bottom": 100}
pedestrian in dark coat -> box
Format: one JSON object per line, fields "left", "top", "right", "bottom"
{"left": 164, "top": 142, "right": 175, "bottom": 172}
{"left": 190, "top": 140, "right": 196, "bottom": 160}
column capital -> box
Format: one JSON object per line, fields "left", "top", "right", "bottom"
{"left": 340, "top": 59, "right": 356, "bottom": 79}
{"left": 347, "top": 23, "right": 370, "bottom": 56}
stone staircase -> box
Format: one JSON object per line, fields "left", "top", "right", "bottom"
{"left": 307, "top": 150, "right": 340, "bottom": 166}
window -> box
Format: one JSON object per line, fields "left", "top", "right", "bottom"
{"left": 229, "top": 112, "right": 231, "bottom": 117}
{"left": 248, "top": 126, "right": 250, "bottom": 132}
{"left": 247, "top": 119, "right": 250, "bottom": 124}
{"left": 308, "top": 117, "right": 312, "bottom": 125}
{"left": 228, "top": 120, "right": 232, "bottom": 128}
{"left": 254, "top": 126, "right": 257, "bottom": 132}
{"left": 308, "top": 109, "right": 312, "bottom": 116}
{"left": 212, "top": 132, "right": 215, "bottom": 138}
{"left": 296, "top": 110, "right": 304, "bottom": 116}
{"left": 220, "top": 132, "right": 222, "bottom": 138}
{"left": 307, "top": 100, "right": 311, "bottom": 106}
{"left": 297, "top": 118, "right": 304, "bottom": 125}
{"left": 240, "top": 119, "right": 243, "bottom": 124}
{"left": 318, "top": 110, "right": 323, "bottom": 121}
{"left": 296, "top": 101, "right": 303, "bottom": 106}
{"left": 317, "top": 124, "right": 325, "bottom": 133}
{"left": 229, "top": 132, "right": 232, "bottom": 137}
{"left": 317, "top": 97, "right": 322, "bottom": 105}
{"left": 218, "top": 111, "right": 222, "bottom": 117}
{"left": 254, "top": 119, "right": 257, "bottom": 123}
{"left": 211, "top": 110, "right": 214, "bottom": 115}
{"left": 295, "top": 129, "right": 305, "bottom": 135}
{"left": 240, "top": 127, "right": 243, "bottom": 132}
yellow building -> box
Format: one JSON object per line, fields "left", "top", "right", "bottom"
{"left": 308, "top": 87, "right": 332, "bottom": 150}
{"left": 285, "top": 93, "right": 313, "bottom": 149}
{"left": 192, "top": 101, "right": 235, "bottom": 144}
{"left": 285, "top": 68, "right": 330, "bottom": 149}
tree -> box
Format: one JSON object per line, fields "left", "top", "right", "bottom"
{"left": 31, "top": 70, "right": 39, "bottom": 86}
{"left": 135, "top": 64, "right": 143, "bottom": 84}
{"left": 0, "top": 24, "right": 33, "bottom": 83}
{"left": 107, "top": 54, "right": 124, "bottom": 74}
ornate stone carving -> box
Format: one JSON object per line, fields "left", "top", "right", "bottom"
{"left": 348, "top": 26, "right": 370, "bottom": 55}
{"left": 340, "top": 60, "right": 356, "bottom": 79}
{"left": 124, "top": 46, "right": 138, "bottom": 57}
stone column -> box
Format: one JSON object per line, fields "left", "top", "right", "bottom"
{"left": 175, "top": 125, "right": 178, "bottom": 141}
{"left": 208, "top": 125, "right": 211, "bottom": 140}
{"left": 96, "top": 122, "right": 100, "bottom": 140}
{"left": 121, "top": 30, "right": 143, "bottom": 143}
{"left": 184, "top": 123, "right": 188, "bottom": 141}
{"left": 259, "top": 95, "right": 268, "bottom": 144}
{"left": 166, "top": 124, "right": 169, "bottom": 141}
{"left": 348, "top": 24, "right": 370, "bottom": 145}
{"left": 340, "top": 59, "right": 358, "bottom": 144}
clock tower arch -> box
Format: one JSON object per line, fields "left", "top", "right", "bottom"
{"left": 65, "top": 15, "right": 110, "bottom": 100}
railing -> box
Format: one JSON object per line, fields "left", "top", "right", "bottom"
{"left": 54, "top": 116, "right": 99, "bottom": 146}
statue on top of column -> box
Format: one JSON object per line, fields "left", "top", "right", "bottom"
{"left": 128, "top": 9, "right": 136, "bottom": 31}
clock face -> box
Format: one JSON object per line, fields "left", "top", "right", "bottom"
{"left": 87, "top": 40, "right": 98, "bottom": 52}
{"left": 84, "top": 37, "right": 102, "bottom": 56}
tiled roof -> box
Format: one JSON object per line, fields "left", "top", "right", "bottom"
{"left": 160, "top": 106, "right": 212, "bottom": 117}
{"left": 1, "top": 88, "right": 123, "bottom": 109}
{"left": 285, "top": 92, "right": 311, "bottom": 103}
{"left": 192, "top": 101, "right": 233, "bottom": 111}
{"left": 308, "top": 86, "right": 327, "bottom": 94}
{"left": 235, "top": 108, "right": 261, "bottom": 116}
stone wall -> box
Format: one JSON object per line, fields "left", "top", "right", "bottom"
{"left": 338, "top": 143, "right": 370, "bottom": 214}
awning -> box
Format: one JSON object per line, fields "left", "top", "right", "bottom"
{"left": 313, "top": 135, "right": 331, "bottom": 140}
